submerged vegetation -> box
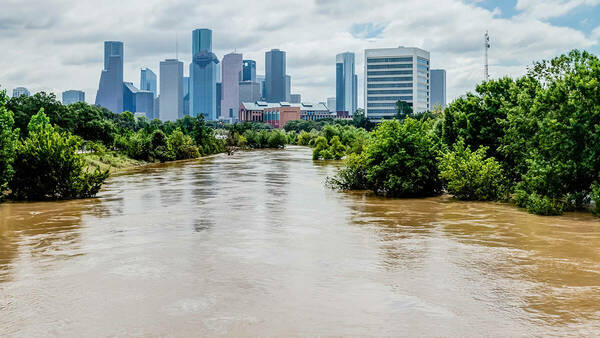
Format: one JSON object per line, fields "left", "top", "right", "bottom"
{"left": 330, "top": 50, "right": 600, "bottom": 217}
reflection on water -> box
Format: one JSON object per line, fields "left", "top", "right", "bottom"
{"left": 1, "top": 146, "right": 599, "bottom": 336}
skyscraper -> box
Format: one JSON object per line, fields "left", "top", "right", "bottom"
{"left": 190, "top": 28, "right": 219, "bottom": 120}
{"left": 256, "top": 74, "right": 266, "bottom": 99}
{"left": 160, "top": 59, "right": 183, "bottom": 121}
{"left": 96, "top": 41, "right": 124, "bottom": 113}
{"left": 221, "top": 52, "right": 243, "bottom": 120}
{"left": 327, "top": 97, "right": 336, "bottom": 112}
{"left": 285, "top": 75, "right": 291, "bottom": 102}
{"left": 364, "top": 47, "right": 430, "bottom": 121}
{"left": 140, "top": 68, "right": 157, "bottom": 98}
{"left": 242, "top": 60, "right": 256, "bottom": 82}
{"left": 239, "top": 81, "right": 262, "bottom": 104}
{"left": 430, "top": 69, "right": 446, "bottom": 108}
{"left": 290, "top": 94, "right": 301, "bottom": 104}
{"left": 265, "top": 49, "right": 286, "bottom": 102}
{"left": 12, "top": 87, "right": 30, "bottom": 98}
{"left": 336, "top": 52, "right": 357, "bottom": 114}
{"left": 62, "top": 90, "right": 85, "bottom": 105}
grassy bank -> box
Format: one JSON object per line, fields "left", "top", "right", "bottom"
{"left": 83, "top": 151, "right": 148, "bottom": 173}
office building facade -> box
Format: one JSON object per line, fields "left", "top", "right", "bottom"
{"left": 430, "top": 69, "right": 446, "bottom": 108}
{"left": 62, "top": 90, "right": 85, "bottom": 105}
{"left": 160, "top": 59, "right": 184, "bottom": 121}
{"left": 12, "top": 87, "right": 30, "bottom": 98}
{"left": 364, "top": 47, "right": 430, "bottom": 121}
{"left": 336, "top": 52, "right": 357, "bottom": 114}
{"left": 190, "top": 28, "right": 219, "bottom": 120}
{"left": 290, "top": 94, "right": 301, "bottom": 103}
{"left": 285, "top": 75, "right": 291, "bottom": 102}
{"left": 96, "top": 41, "right": 124, "bottom": 113}
{"left": 140, "top": 68, "right": 157, "bottom": 98}
{"left": 242, "top": 60, "right": 256, "bottom": 82}
{"left": 265, "top": 49, "right": 286, "bottom": 102}
{"left": 221, "top": 52, "right": 243, "bottom": 120}
{"left": 239, "top": 81, "right": 262, "bottom": 105}
{"left": 326, "top": 97, "right": 336, "bottom": 112}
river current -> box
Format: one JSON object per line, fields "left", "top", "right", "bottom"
{"left": 1, "top": 146, "right": 599, "bottom": 336}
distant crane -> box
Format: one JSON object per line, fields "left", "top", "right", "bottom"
{"left": 484, "top": 31, "right": 490, "bottom": 82}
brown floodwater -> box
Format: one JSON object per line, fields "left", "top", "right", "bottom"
{"left": 1, "top": 146, "right": 599, "bottom": 336}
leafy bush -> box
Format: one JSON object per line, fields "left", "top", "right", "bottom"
{"left": 167, "top": 128, "right": 200, "bottom": 160}
{"left": 364, "top": 118, "right": 443, "bottom": 197}
{"left": 9, "top": 110, "right": 108, "bottom": 200}
{"left": 327, "top": 153, "right": 369, "bottom": 190}
{"left": 149, "top": 129, "right": 174, "bottom": 162}
{"left": 297, "top": 130, "right": 317, "bottom": 146}
{"left": 525, "top": 193, "right": 564, "bottom": 216}
{"left": 267, "top": 130, "right": 287, "bottom": 148}
{"left": 438, "top": 140, "right": 507, "bottom": 201}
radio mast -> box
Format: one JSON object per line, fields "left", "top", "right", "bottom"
{"left": 484, "top": 31, "right": 490, "bottom": 81}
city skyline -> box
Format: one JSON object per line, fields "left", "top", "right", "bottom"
{"left": 2, "top": 1, "right": 599, "bottom": 106}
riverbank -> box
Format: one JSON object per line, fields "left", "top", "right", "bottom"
{"left": 82, "top": 151, "right": 148, "bottom": 173}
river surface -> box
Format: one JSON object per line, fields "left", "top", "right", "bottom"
{"left": 1, "top": 146, "right": 599, "bottom": 336}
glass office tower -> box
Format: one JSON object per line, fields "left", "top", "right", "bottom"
{"left": 335, "top": 52, "right": 357, "bottom": 114}
{"left": 140, "top": 68, "right": 157, "bottom": 98}
{"left": 221, "top": 52, "right": 243, "bottom": 121}
{"left": 265, "top": 49, "right": 286, "bottom": 102}
{"left": 430, "top": 69, "right": 446, "bottom": 108}
{"left": 190, "top": 29, "right": 219, "bottom": 120}
{"left": 96, "top": 41, "right": 124, "bottom": 113}
{"left": 62, "top": 90, "right": 85, "bottom": 105}
{"left": 160, "top": 59, "right": 184, "bottom": 121}
{"left": 242, "top": 60, "right": 256, "bottom": 82}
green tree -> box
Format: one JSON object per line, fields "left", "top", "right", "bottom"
{"left": 394, "top": 101, "right": 413, "bottom": 120}
{"left": 168, "top": 128, "right": 200, "bottom": 160}
{"left": 363, "top": 118, "right": 443, "bottom": 197}
{"left": 0, "top": 90, "right": 19, "bottom": 199}
{"left": 9, "top": 110, "right": 108, "bottom": 200}
{"left": 438, "top": 140, "right": 507, "bottom": 201}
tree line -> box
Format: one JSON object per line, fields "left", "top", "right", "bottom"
{"left": 329, "top": 50, "right": 600, "bottom": 217}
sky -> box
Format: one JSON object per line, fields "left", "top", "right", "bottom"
{"left": 1, "top": 0, "right": 599, "bottom": 107}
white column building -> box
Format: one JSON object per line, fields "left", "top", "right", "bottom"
{"left": 364, "top": 47, "right": 430, "bottom": 121}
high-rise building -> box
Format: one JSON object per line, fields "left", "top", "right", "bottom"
{"left": 326, "top": 97, "right": 336, "bottom": 112}
{"left": 353, "top": 74, "right": 358, "bottom": 113}
{"left": 140, "top": 68, "right": 157, "bottom": 98}
{"left": 190, "top": 28, "right": 219, "bottom": 120}
{"left": 216, "top": 82, "right": 222, "bottom": 118}
{"left": 183, "top": 76, "right": 190, "bottom": 116}
{"left": 256, "top": 74, "right": 266, "bottom": 99}
{"left": 12, "top": 87, "right": 30, "bottom": 98}
{"left": 336, "top": 52, "right": 357, "bottom": 114}
{"left": 160, "top": 59, "right": 184, "bottom": 121}
{"left": 221, "top": 52, "right": 243, "bottom": 120}
{"left": 364, "top": 46, "right": 430, "bottom": 121}
{"left": 242, "top": 60, "right": 256, "bottom": 82}
{"left": 96, "top": 41, "right": 124, "bottom": 113}
{"left": 430, "top": 69, "right": 446, "bottom": 108}
{"left": 285, "top": 75, "right": 291, "bottom": 102}
{"left": 239, "top": 81, "right": 262, "bottom": 105}
{"left": 265, "top": 49, "right": 286, "bottom": 102}
{"left": 123, "top": 82, "right": 154, "bottom": 119}
{"left": 290, "top": 94, "right": 301, "bottom": 103}
{"left": 62, "top": 90, "right": 85, "bottom": 105}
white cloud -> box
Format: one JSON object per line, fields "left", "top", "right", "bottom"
{"left": 516, "top": 0, "right": 600, "bottom": 19}
{"left": 0, "top": 0, "right": 596, "bottom": 107}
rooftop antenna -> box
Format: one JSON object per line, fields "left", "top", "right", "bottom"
{"left": 484, "top": 31, "right": 490, "bottom": 82}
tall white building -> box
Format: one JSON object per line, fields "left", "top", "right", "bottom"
{"left": 364, "top": 47, "right": 430, "bottom": 121}
{"left": 159, "top": 59, "right": 183, "bottom": 121}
